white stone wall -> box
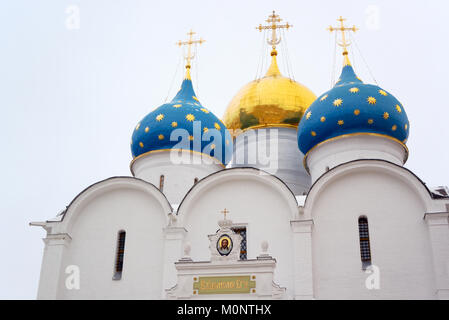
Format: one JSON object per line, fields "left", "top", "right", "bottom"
{"left": 131, "top": 151, "right": 224, "bottom": 204}
{"left": 230, "top": 127, "right": 311, "bottom": 195}
{"left": 306, "top": 161, "right": 438, "bottom": 299}
{"left": 306, "top": 135, "right": 407, "bottom": 183}
{"left": 37, "top": 178, "right": 172, "bottom": 299}
{"left": 35, "top": 160, "right": 449, "bottom": 300}
{"left": 177, "top": 168, "right": 299, "bottom": 299}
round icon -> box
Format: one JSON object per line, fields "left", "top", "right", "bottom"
{"left": 217, "top": 234, "right": 233, "bottom": 256}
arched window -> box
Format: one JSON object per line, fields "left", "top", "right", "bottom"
{"left": 113, "top": 230, "right": 126, "bottom": 280}
{"left": 358, "top": 216, "right": 371, "bottom": 267}
{"left": 159, "top": 175, "right": 165, "bottom": 192}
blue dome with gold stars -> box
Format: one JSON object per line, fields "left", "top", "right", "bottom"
{"left": 131, "top": 70, "right": 233, "bottom": 165}
{"left": 297, "top": 64, "right": 409, "bottom": 156}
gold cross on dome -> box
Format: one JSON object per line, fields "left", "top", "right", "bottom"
{"left": 176, "top": 29, "right": 205, "bottom": 69}
{"left": 256, "top": 11, "right": 292, "bottom": 50}
{"left": 220, "top": 208, "right": 229, "bottom": 220}
{"left": 327, "top": 16, "right": 358, "bottom": 65}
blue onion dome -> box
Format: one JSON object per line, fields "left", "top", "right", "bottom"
{"left": 131, "top": 68, "right": 233, "bottom": 165}
{"left": 297, "top": 63, "right": 409, "bottom": 156}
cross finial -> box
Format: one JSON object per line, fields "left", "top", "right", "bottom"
{"left": 256, "top": 11, "right": 292, "bottom": 54}
{"left": 327, "top": 16, "right": 358, "bottom": 66}
{"left": 176, "top": 29, "right": 205, "bottom": 71}
{"left": 220, "top": 208, "right": 229, "bottom": 220}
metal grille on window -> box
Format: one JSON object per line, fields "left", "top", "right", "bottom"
{"left": 159, "top": 175, "right": 164, "bottom": 192}
{"left": 113, "top": 231, "right": 126, "bottom": 280}
{"left": 232, "top": 227, "right": 247, "bottom": 260}
{"left": 358, "top": 217, "right": 371, "bottom": 264}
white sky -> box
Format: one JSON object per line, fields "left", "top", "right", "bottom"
{"left": 1, "top": 0, "right": 448, "bottom": 299}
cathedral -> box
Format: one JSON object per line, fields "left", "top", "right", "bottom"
{"left": 32, "top": 13, "right": 449, "bottom": 300}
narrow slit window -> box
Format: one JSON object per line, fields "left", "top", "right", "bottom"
{"left": 358, "top": 217, "right": 371, "bottom": 267}
{"left": 194, "top": 177, "right": 199, "bottom": 184}
{"left": 159, "top": 175, "right": 165, "bottom": 192}
{"left": 231, "top": 227, "right": 247, "bottom": 260}
{"left": 113, "top": 231, "right": 126, "bottom": 280}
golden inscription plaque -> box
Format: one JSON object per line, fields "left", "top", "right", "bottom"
{"left": 193, "top": 276, "right": 256, "bottom": 294}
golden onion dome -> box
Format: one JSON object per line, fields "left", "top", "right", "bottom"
{"left": 223, "top": 49, "right": 317, "bottom": 135}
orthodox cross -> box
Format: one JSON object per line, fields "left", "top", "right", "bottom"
{"left": 176, "top": 29, "right": 205, "bottom": 69}
{"left": 327, "top": 16, "right": 358, "bottom": 65}
{"left": 256, "top": 11, "right": 292, "bottom": 50}
{"left": 221, "top": 208, "right": 229, "bottom": 220}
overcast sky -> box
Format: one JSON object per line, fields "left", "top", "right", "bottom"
{"left": 1, "top": 0, "right": 448, "bottom": 299}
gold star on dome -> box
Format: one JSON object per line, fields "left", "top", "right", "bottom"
{"left": 392, "top": 125, "right": 397, "bottom": 131}
{"left": 349, "top": 87, "right": 359, "bottom": 93}
{"left": 156, "top": 114, "right": 165, "bottom": 121}
{"left": 383, "top": 112, "right": 389, "bottom": 119}
{"left": 367, "top": 97, "right": 376, "bottom": 105}
{"left": 189, "top": 135, "right": 194, "bottom": 141}
{"left": 173, "top": 104, "right": 182, "bottom": 108}
{"left": 203, "top": 127, "right": 209, "bottom": 133}
{"left": 193, "top": 96, "right": 199, "bottom": 101}
{"left": 337, "top": 120, "right": 344, "bottom": 126}
{"left": 171, "top": 122, "right": 178, "bottom": 128}
{"left": 396, "top": 104, "right": 402, "bottom": 113}
{"left": 145, "top": 126, "right": 149, "bottom": 133}
{"left": 320, "top": 94, "right": 328, "bottom": 101}
{"left": 379, "top": 89, "right": 388, "bottom": 96}
{"left": 320, "top": 116, "right": 326, "bottom": 122}
{"left": 311, "top": 131, "right": 316, "bottom": 136}
{"left": 214, "top": 122, "right": 221, "bottom": 130}
{"left": 135, "top": 123, "right": 141, "bottom": 130}
{"left": 368, "top": 119, "right": 374, "bottom": 124}
{"left": 306, "top": 111, "right": 312, "bottom": 120}
{"left": 201, "top": 108, "right": 209, "bottom": 113}
{"left": 405, "top": 123, "right": 408, "bottom": 130}
{"left": 354, "top": 109, "right": 360, "bottom": 116}
{"left": 139, "top": 142, "right": 144, "bottom": 148}
{"left": 158, "top": 134, "right": 164, "bottom": 140}
{"left": 186, "top": 114, "right": 195, "bottom": 121}
{"left": 333, "top": 98, "right": 343, "bottom": 107}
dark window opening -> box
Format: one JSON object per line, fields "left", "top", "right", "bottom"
{"left": 159, "top": 175, "right": 165, "bottom": 192}
{"left": 358, "top": 217, "right": 371, "bottom": 268}
{"left": 232, "top": 227, "right": 247, "bottom": 260}
{"left": 113, "top": 230, "right": 126, "bottom": 280}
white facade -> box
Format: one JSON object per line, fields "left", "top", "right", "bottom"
{"left": 131, "top": 150, "right": 224, "bottom": 204}
{"left": 32, "top": 130, "right": 449, "bottom": 299}
{"left": 230, "top": 127, "right": 311, "bottom": 195}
